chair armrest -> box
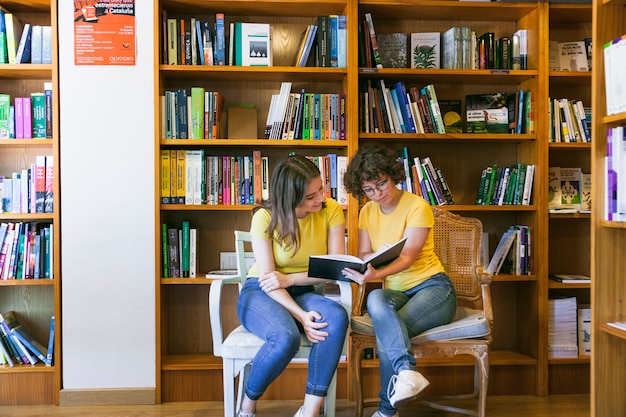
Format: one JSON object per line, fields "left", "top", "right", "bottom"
{"left": 476, "top": 265, "right": 494, "bottom": 328}
{"left": 209, "top": 276, "right": 241, "bottom": 358}
{"left": 331, "top": 280, "right": 353, "bottom": 318}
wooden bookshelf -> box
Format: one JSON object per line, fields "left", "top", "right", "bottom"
{"left": 152, "top": 0, "right": 595, "bottom": 402}
{"left": 591, "top": 0, "right": 626, "bottom": 414}
{"left": 0, "top": 0, "right": 60, "bottom": 405}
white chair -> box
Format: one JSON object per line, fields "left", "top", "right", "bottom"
{"left": 209, "top": 230, "right": 353, "bottom": 417}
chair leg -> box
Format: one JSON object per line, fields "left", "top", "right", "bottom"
{"left": 351, "top": 345, "right": 365, "bottom": 417}
{"left": 324, "top": 370, "right": 337, "bottom": 417}
{"left": 237, "top": 363, "right": 251, "bottom": 413}
{"left": 223, "top": 359, "right": 237, "bottom": 417}
{"left": 476, "top": 349, "right": 489, "bottom": 417}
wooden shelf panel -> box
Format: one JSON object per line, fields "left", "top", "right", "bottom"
{"left": 159, "top": 66, "right": 347, "bottom": 82}
{"left": 359, "top": 133, "right": 536, "bottom": 141}
{"left": 0, "top": 65, "right": 53, "bottom": 80}
{"left": 358, "top": 68, "right": 539, "bottom": 85}
{"left": 359, "top": 0, "right": 538, "bottom": 21}
{"left": 160, "top": 139, "right": 348, "bottom": 147}
{"left": 0, "top": 363, "right": 56, "bottom": 373}
{"left": 0, "top": 213, "right": 55, "bottom": 221}
{"left": 600, "top": 323, "right": 626, "bottom": 340}
{"left": 160, "top": 0, "right": 349, "bottom": 17}
{"left": 0, "top": 279, "right": 55, "bottom": 287}
{"left": 548, "top": 356, "right": 590, "bottom": 365}
{"left": 360, "top": 349, "right": 537, "bottom": 368}
{"left": 549, "top": 3, "right": 593, "bottom": 24}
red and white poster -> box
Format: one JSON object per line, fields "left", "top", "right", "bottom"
{"left": 74, "top": 0, "right": 136, "bottom": 65}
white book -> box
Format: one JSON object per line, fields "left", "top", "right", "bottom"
{"left": 548, "top": 167, "right": 562, "bottom": 209}
{"left": 486, "top": 230, "right": 516, "bottom": 275}
{"left": 236, "top": 22, "right": 271, "bottom": 67}
{"left": 521, "top": 164, "right": 534, "bottom": 205}
{"left": 270, "top": 82, "right": 292, "bottom": 139}
{"left": 560, "top": 167, "right": 583, "bottom": 211}
{"left": 336, "top": 155, "right": 348, "bottom": 209}
{"left": 185, "top": 150, "right": 194, "bottom": 205}
{"left": 20, "top": 169, "right": 28, "bottom": 213}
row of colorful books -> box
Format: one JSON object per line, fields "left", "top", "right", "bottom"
{"left": 0, "top": 222, "right": 53, "bottom": 281}
{"left": 396, "top": 148, "right": 454, "bottom": 206}
{"left": 160, "top": 150, "right": 349, "bottom": 208}
{"left": 0, "top": 84, "right": 54, "bottom": 139}
{"left": 161, "top": 221, "right": 198, "bottom": 278}
{"left": 360, "top": 81, "right": 446, "bottom": 134}
{"left": 604, "top": 34, "right": 626, "bottom": 116}
{"left": 293, "top": 15, "right": 347, "bottom": 68}
{"left": 0, "top": 6, "right": 52, "bottom": 65}
{"left": 163, "top": 12, "right": 227, "bottom": 66}
{"left": 549, "top": 98, "right": 591, "bottom": 142}
{"left": 0, "top": 155, "right": 54, "bottom": 215}
{"left": 548, "top": 167, "right": 591, "bottom": 213}
{"left": 467, "top": 90, "right": 535, "bottom": 135}
{"left": 161, "top": 88, "right": 225, "bottom": 139}
{"left": 0, "top": 311, "right": 54, "bottom": 367}
{"left": 265, "top": 82, "right": 346, "bottom": 140}
{"left": 475, "top": 163, "right": 535, "bottom": 206}
{"left": 486, "top": 224, "right": 532, "bottom": 275}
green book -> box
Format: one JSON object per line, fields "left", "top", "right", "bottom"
{"left": 161, "top": 223, "right": 169, "bottom": 278}
{"left": 31, "top": 93, "right": 47, "bottom": 138}
{"left": 181, "top": 221, "right": 190, "bottom": 277}
{"left": 190, "top": 87, "right": 205, "bottom": 139}
{"left": 0, "top": 94, "right": 10, "bottom": 138}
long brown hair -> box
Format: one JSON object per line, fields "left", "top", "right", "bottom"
{"left": 255, "top": 155, "right": 324, "bottom": 254}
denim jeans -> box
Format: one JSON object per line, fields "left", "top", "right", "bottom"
{"left": 237, "top": 278, "right": 349, "bottom": 400}
{"left": 367, "top": 272, "right": 457, "bottom": 415}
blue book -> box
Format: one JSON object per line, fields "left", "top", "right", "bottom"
{"left": 329, "top": 15, "right": 338, "bottom": 67}
{"left": 214, "top": 13, "right": 225, "bottom": 65}
{"left": 1, "top": 311, "right": 46, "bottom": 364}
{"left": 389, "top": 88, "right": 407, "bottom": 133}
{"left": 0, "top": 8, "right": 7, "bottom": 64}
{"left": 328, "top": 153, "right": 337, "bottom": 199}
{"left": 15, "top": 23, "right": 31, "bottom": 63}
{"left": 516, "top": 89, "right": 525, "bottom": 134}
{"left": 195, "top": 20, "right": 204, "bottom": 65}
{"left": 176, "top": 88, "right": 188, "bottom": 139}
{"left": 313, "top": 93, "right": 321, "bottom": 140}
{"left": 46, "top": 315, "right": 54, "bottom": 366}
{"left": 337, "top": 15, "right": 347, "bottom": 68}
{"left": 394, "top": 81, "right": 416, "bottom": 133}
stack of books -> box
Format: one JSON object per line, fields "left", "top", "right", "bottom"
{"left": 548, "top": 297, "right": 579, "bottom": 358}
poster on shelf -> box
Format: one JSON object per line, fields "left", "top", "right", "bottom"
{"left": 73, "top": 0, "right": 136, "bottom": 65}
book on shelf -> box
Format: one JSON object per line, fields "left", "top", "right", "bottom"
{"left": 15, "top": 22, "right": 32, "bottom": 63}
{"left": 547, "top": 166, "right": 562, "bottom": 211}
{"left": 512, "top": 29, "right": 527, "bottom": 70}
{"left": 558, "top": 41, "right": 589, "bottom": 72}
{"left": 466, "top": 92, "right": 509, "bottom": 134}
{"left": 0, "top": 310, "right": 47, "bottom": 364}
{"left": 606, "top": 322, "right": 626, "bottom": 332}
{"left": 549, "top": 40, "right": 560, "bottom": 71}
{"left": 580, "top": 172, "right": 591, "bottom": 212}
{"left": 410, "top": 32, "right": 440, "bottom": 69}
{"left": 363, "top": 13, "right": 382, "bottom": 68}
{"left": 560, "top": 167, "right": 583, "bottom": 210}
{"left": 438, "top": 99, "right": 463, "bottom": 133}
{"left": 485, "top": 229, "right": 516, "bottom": 275}
{"left": 549, "top": 274, "right": 591, "bottom": 284}
{"left": 4, "top": 12, "right": 23, "bottom": 64}
{"left": 46, "top": 315, "right": 54, "bottom": 366}
{"left": 234, "top": 22, "right": 271, "bottom": 66}
{"left": 308, "top": 237, "right": 407, "bottom": 280}
{"left": 214, "top": 14, "right": 226, "bottom": 65}
{"left": 0, "top": 311, "right": 37, "bottom": 364}
{"left": 377, "top": 33, "right": 408, "bottom": 68}
{"left": 577, "top": 304, "right": 591, "bottom": 356}
{"left": 293, "top": 24, "right": 317, "bottom": 67}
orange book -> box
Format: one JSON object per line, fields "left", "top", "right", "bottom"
{"left": 253, "top": 150, "right": 262, "bottom": 204}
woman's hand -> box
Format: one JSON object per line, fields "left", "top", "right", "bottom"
{"left": 341, "top": 264, "right": 379, "bottom": 285}
{"left": 258, "top": 270, "right": 291, "bottom": 292}
{"left": 299, "top": 310, "right": 329, "bottom": 343}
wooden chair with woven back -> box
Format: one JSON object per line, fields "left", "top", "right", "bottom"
{"left": 349, "top": 207, "right": 494, "bottom": 417}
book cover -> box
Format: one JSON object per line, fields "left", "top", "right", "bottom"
{"left": 410, "top": 32, "right": 440, "bottom": 69}
{"left": 486, "top": 229, "right": 516, "bottom": 274}
{"left": 167, "top": 227, "right": 180, "bottom": 278}
{"left": 0, "top": 7, "right": 7, "bottom": 64}
{"left": 580, "top": 172, "right": 591, "bottom": 212}
{"left": 0, "top": 94, "right": 10, "bottom": 138}
{"left": 378, "top": 33, "right": 408, "bottom": 68}
{"left": 30, "top": 25, "right": 42, "bottom": 64}
{"left": 329, "top": 15, "right": 338, "bottom": 67}
{"left": 438, "top": 99, "right": 463, "bottom": 133}
{"left": 315, "top": 15, "right": 329, "bottom": 67}
{"left": 547, "top": 167, "right": 562, "bottom": 210}
{"left": 337, "top": 15, "right": 347, "bottom": 68}
{"left": 308, "top": 237, "right": 407, "bottom": 280}
{"left": 549, "top": 40, "right": 560, "bottom": 71}
{"left": 31, "top": 92, "right": 46, "bottom": 138}
{"left": 214, "top": 14, "right": 226, "bottom": 65}
{"left": 465, "top": 92, "right": 509, "bottom": 134}
{"left": 560, "top": 167, "right": 582, "bottom": 209}
{"left": 190, "top": 87, "right": 205, "bottom": 139}
{"left": 235, "top": 22, "right": 271, "bottom": 66}
{"left": 44, "top": 155, "right": 53, "bottom": 213}
{"left": 4, "top": 13, "right": 23, "bottom": 64}
{"left": 41, "top": 25, "right": 52, "bottom": 64}
{"left": 558, "top": 41, "right": 589, "bottom": 72}
{"left": 577, "top": 305, "right": 591, "bottom": 356}
{"left": 0, "top": 311, "right": 36, "bottom": 364}
{"left": 364, "top": 13, "right": 382, "bottom": 68}
{"left": 549, "top": 274, "right": 591, "bottom": 284}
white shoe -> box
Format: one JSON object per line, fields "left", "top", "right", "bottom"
{"left": 371, "top": 411, "right": 398, "bottom": 417}
{"left": 387, "top": 369, "right": 430, "bottom": 408}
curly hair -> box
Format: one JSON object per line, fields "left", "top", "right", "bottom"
{"left": 343, "top": 144, "right": 406, "bottom": 199}
{"left": 254, "top": 154, "right": 324, "bottom": 254}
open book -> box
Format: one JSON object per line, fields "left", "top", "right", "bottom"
{"left": 308, "top": 237, "right": 407, "bottom": 281}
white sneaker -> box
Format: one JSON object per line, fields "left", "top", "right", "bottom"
{"left": 371, "top": 411, "right": 398, "bottom": 417}
{"left": 387, "top": 369, "right": 430, "bottom": 408}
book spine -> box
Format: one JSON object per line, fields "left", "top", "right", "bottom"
{"left": 45, "top": 315, "right": 54, "bottom": 366}
{"left": 364, "top": 13, "right": 382, "bottom": 68}
{"left": 215, "top": 14, "right": 226, "bottom": 65}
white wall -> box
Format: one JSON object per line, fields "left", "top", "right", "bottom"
{"left": 59, "top": 2, "right": 155, "bottom": 389}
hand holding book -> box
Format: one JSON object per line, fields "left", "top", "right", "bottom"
{"left": 308, "top": 237, "right": 407, "bottom": 282}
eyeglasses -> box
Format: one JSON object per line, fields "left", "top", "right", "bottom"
{"left": 362, "top": 177, "right": 390, "bottom": 196}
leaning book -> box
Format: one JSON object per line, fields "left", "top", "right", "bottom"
{"left": 308, "top": 237, "right": 407, "bottom": 280}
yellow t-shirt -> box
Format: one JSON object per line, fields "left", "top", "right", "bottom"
{"left": 358, "top": 191, "right": 444, "bottom": 291}
{"left": 247, "top": 198, "right": 345, "bottom": 277}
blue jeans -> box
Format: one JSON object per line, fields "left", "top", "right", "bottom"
{"left": 237, "top": 278, "right": 349, "bottom": 400}
{"left": 367, "top": 273, "right": 457, "bottom": 415}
